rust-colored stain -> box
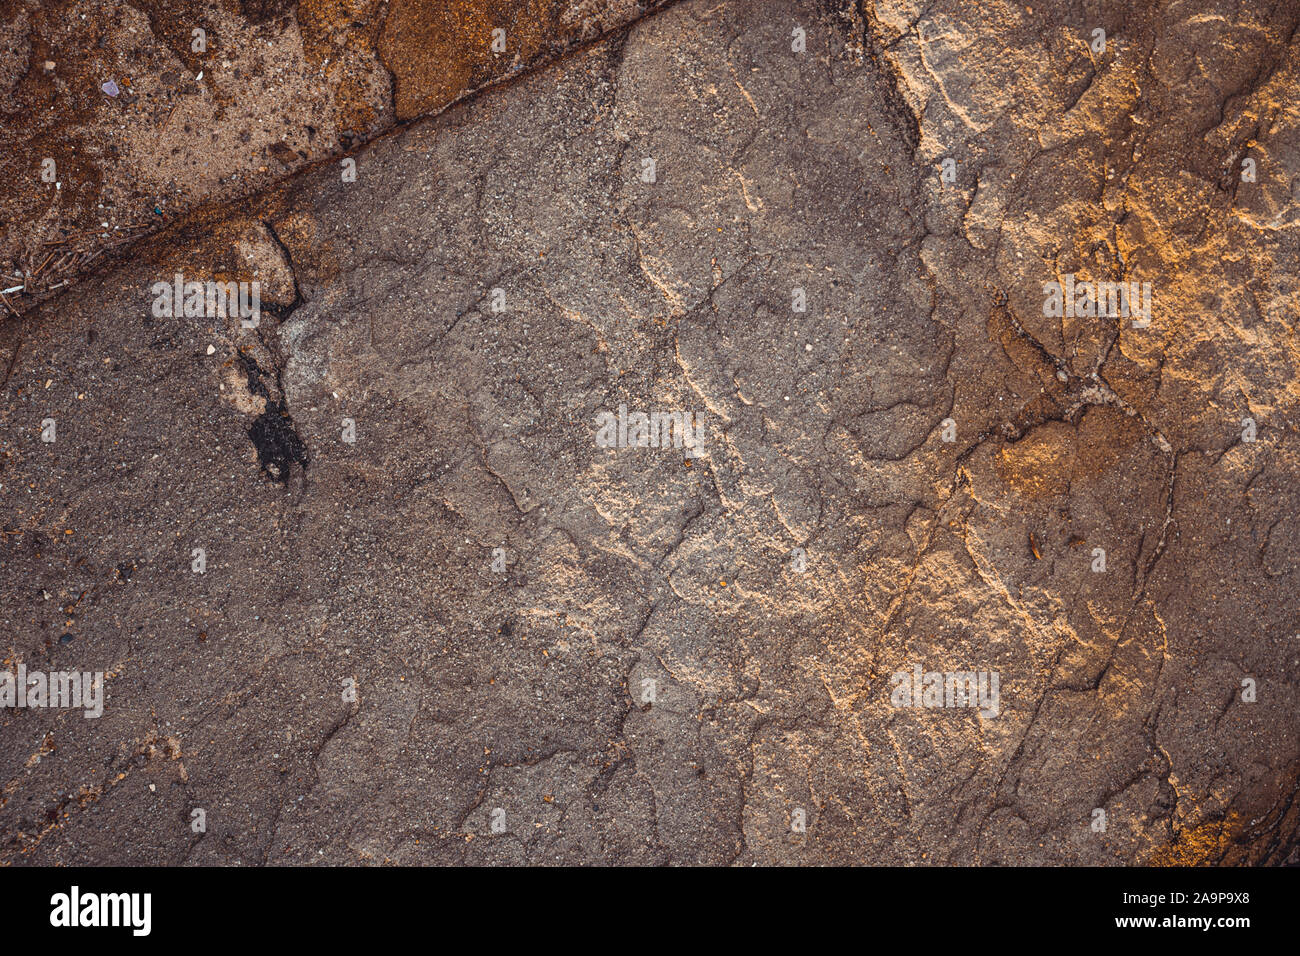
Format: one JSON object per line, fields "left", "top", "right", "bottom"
{"left": 379, "top": 0, "right": 654, "bottom": 120}
{"left": 299, "top": 0, "right": 388, "bottom": 134}
{"left": 1149, "top": 813, "right": 1243, "bottom": 866}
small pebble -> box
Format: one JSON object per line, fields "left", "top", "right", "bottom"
{"left": 101, "top": 79, "right": 119, "bottom": 97}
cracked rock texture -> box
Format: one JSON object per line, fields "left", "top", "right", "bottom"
{"left": 1, "top": 0, "right": 1298, "bottom": 865}
{"left": 0, "top": 0, "right": 661, "bottom": 303}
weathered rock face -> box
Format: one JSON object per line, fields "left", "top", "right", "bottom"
{"left": 0, "top": 0, "right": 661, "bottom": 303}
{"left": 1, "top": 0, "right": 1297, "bottom": 865}
{"left": 379, "top": 0, "right": 674, "bottom": 119}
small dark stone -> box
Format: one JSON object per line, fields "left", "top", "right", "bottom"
{"left": 268, "top": 141, "right": 298, "bottom": 166}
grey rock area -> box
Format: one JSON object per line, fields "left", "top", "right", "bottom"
{"left": 2, "top": 0, "right": 1298, "bottom": 865}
